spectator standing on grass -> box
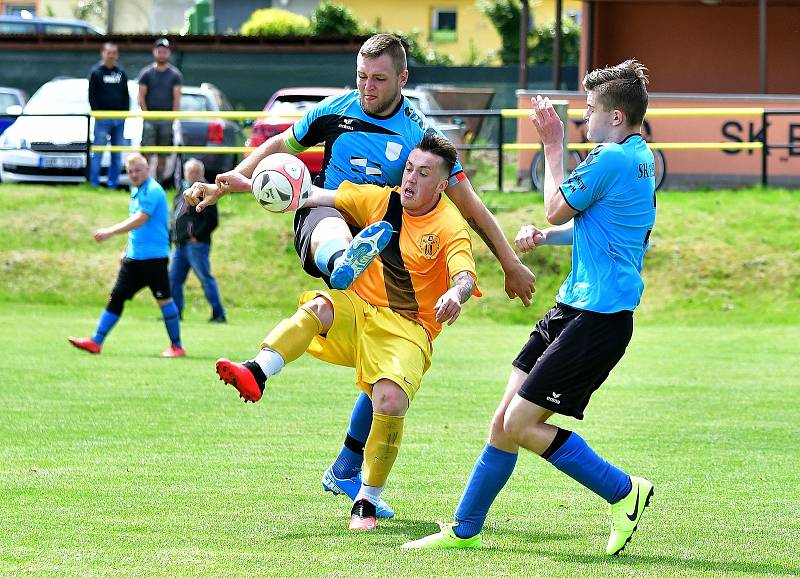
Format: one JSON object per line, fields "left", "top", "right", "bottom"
{"left": 169, "top": 158, "right": 226, "bottom": 323}
{"left": 88, "top": 41, "right": 129, "bottom": 189}
{"left": 137, "top": 37, "right": 182, "bottom": 187}
{"left": 68, "top": 154, "right": 186, "bottom": 358}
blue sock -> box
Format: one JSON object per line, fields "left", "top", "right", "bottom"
{"left": 546, "top": 431, "right": 632, "bottom": 504}
{"left": 160, "top": 301, "right": 182, "bottom": 347}
{"left": 453, "top": 444, "right": 518, "bottom": 539}
{"left": 92, "top": 309, "right": 120, "bottom": 344}
{"left": 313, "top": 238, "right": 348, "bottom": 275}
{"left": 331, "top": 392, "right": 373, "bottom": 478}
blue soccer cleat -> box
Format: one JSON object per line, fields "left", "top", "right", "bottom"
{"left": 329, "top": 221, "right": 393, "bottom": 290}
{"left": 322, "top": 465, "right": 395, "bottom": 519}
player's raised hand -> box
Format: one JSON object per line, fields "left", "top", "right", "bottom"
{"left": 529, "top": 95, "right": 564, "bottom": 148}
{"left": 515, "top": 224, "right": 546, "bottom": 253}
{"left": 184, "top": 182, "right": 221, "bottom": 213}
{"left": 215, "top": 169, "right": 252, "bottom": 194}
{"left": 503, "top": 260, "right": 535, "bottom": 307}
{"left": 434, "top": 288, "right": 463, "bottom": 326}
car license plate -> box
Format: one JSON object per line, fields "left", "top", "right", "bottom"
{"left": 40, "top": 156, "right": 85, "bottom": 169}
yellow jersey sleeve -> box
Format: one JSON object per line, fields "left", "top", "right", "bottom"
{"left": 445, "top": 228, "right": 482, "bottom": 297}
{"left": 334, "top": 182, "right": 391, "bottom": 228}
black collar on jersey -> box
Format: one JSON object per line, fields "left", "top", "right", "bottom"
{"left": 362, "top": 96, "right": 404, "bottom": 121}
{"left": 618, "top": 133, "right": 643, "bottom": 145}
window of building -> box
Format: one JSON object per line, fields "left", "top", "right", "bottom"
{"left": 431, "top": 8, "right": 457, "bottom": 43}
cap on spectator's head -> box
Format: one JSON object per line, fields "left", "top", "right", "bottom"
{"left": 154, "top": 37, "right": 170, "bottom": 48}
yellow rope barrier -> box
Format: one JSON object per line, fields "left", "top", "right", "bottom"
{"left": 501, "top": 107, "right": 765, "bottom": 119}
{"left": 93, "top": 145, "right": 324, "bottom": 154}
{"left": 91, "top": 110, "right": 301, "bottom": 120}
{"left": 504, "top": 142, "right": 763, "bottom": 152}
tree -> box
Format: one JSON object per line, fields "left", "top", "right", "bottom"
{"left": 529, "top": 18, "right": 580, "bottom": 65}
{"left": 478, "top": 0, "right": 520, "bottom": 65}
{"left": 310, "top": 0, "right": 361, "bottom": 36}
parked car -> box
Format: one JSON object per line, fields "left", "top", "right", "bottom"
{"left": 0, "top": 78, "right": 242, "bottom": 185}
{"left": 0, "top": 86, "right": 26, "bottom": 135}
{"left": 247, "top": 87, "right": 465, "bottom": 175}
{"left": 0, "top": 15, "right": 103, "bottom": 35}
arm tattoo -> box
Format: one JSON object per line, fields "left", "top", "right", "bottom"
{"left": 465, "top": 217, "right": 500, "bottom": 259}
{"left": 453, "top": 271, "right": 475, "bottom": 304}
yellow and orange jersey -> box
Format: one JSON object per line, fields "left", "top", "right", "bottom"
{"left": 335, "top": 182, "right": 481, "bottom": 341}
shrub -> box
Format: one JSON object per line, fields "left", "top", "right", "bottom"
{"left": 241, "top": 8, "right": 310, "bottom": 36}
{"left": 310, "top": 0, "right": 361, "bottom": 36}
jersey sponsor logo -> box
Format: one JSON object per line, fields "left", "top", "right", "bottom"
{"left": 546, "top": 392, "right": 562, "bottom": 405}
{"left": 350, "top": 156, "right": 383, "bottom": 176}
{"left": 103, "top": 72, "right": 123, "bottom": 84}
{"left": 404, "top": 105, "right": 429, "bottom": 132}
{"left": 638, "top": 162, "right": 656, "bottom": 179}
{"left": 385, "top": 141, "right": 403, "bottom": 161}
{"left": 418, "top": 233, "right": 440, "bottom": 259}
{"left": 337, "top": 117, "right": 356, "bottom": 131}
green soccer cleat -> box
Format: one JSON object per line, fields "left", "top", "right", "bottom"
{"left": 401, "top": 523, "right": 482, "bottom": 550}
{"left": 606, "top": 475, "right": 654, "bottom": 556}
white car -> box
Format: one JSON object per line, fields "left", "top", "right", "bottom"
{"left": 0, "top": 77, "right": 143, "bottom": 184}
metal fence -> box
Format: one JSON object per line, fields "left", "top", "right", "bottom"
{"left": 3, "top": 107, "right": 796, "bottom": 190}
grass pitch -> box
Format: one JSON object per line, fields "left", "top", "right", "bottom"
{"left": 1, "top": 303, "right": 798, "bottom": 577}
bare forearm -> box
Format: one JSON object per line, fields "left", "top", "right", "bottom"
{"left": 303, "top": 185, "right": 336, "bottom": 209}
{"left": 236, "top": 133, "right": 290, "bottom": 178}
{"left": 109, "top": 213, "right": 148, "bottom": 235}
{"left": 541, "top": 221, "right": 574, "bottom": 245}
{"left": 543, "top": 144, "right": 566, "bottom": 215}
{"left": 452, "top": 271, "right": 475, "bottom": 304}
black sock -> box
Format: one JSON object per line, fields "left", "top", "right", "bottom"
{"left": 327, "top": 249, "right": 345, "bottom": 273}
{"left": 243, "top": 361, "right": 267, "bottom": 393}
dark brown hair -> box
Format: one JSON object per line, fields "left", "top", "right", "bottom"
{"left": 583, "top": 59, "right": 649, "bottom": 126}
{"left": 416, "top": 131, "right": 457, "bottom": 177}
{"left": 359, "top": 33, "right": 407, "bottom": 75}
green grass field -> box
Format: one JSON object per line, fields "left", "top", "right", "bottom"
{"left": 1, "top": 184, "right": 799, "bottom": 576}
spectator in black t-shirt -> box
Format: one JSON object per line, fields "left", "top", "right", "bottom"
{"left": 137, "top": 37, "right": 183, "bottom": 187}
{"left": 88, "top": 42, "right": 129, "bottom": 188}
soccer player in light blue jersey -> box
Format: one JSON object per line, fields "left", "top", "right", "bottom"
{"left": 187, "top": 34, "right": 535, "bottom": 520}
{"left": 403, "top": 60, "right": 657, "bottom": 555}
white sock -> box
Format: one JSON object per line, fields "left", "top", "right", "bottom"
{"left": 355, "top": 483, "right": 384, "bottom": 505}
{"left": 254, "top": 348, "right": 285, "bottom": 379}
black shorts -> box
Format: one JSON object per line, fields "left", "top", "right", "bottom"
{"left": 110, "top": 257, "right": 171, "bottom": 302}
{"left": 141, "top": 120, "right": 174, "bottom": 147}
{"left": 512, "top": 303, "right": 633, "bottom": 420}
{"left": 293, "top": 205, "right": 360, "bottom": 285}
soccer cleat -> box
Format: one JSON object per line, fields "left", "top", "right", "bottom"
{"left": 68, "top": 336, "right": 101, "bottom": 354}
{"left": 216, "top": 358, "right": 264, "bottom": 403}
{"left": 329, "top": 221, "right": 393, "bottom": 290}
{"left": 349, "top": 498, "right": 377, "bottom": 531}
{"left": 161, "top": 344, "right": 187, "bottom": 358}
{"left": 401, "top": 522, "right": 482, "bottom": 549}
{"left": 606, "top": 475, "right": 654, "bottom": 556}
{"left": 208, "top": 315, "right": 227, "bottom": 323}
{"left": 322, "top": 465, "right": 395, "bottom": 519}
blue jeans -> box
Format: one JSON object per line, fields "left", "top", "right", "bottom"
{"left": 169, "top": 242, "right": 225, "bottom": 318}
{"left": 90, "top": 118, "right": 126, "bottom": 187}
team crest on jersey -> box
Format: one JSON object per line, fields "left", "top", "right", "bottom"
{"left": 419, "top": 233, "right": 440, "bottom": 259}
{"left": 385, "top": 141, "right": 403, "bottom": 161}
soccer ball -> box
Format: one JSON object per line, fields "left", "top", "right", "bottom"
{"left": 251, "top": 153, "right": 311, "bottom": 213}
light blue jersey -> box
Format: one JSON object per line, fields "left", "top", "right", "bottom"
{"left": 557, "top": 134, "right": 656, "bottom": 313}
{"left": 126, "top": 177, "right": 170, "bottom": 260}
{"left": 287, "top": 90, "right": 465, "bottom": 189}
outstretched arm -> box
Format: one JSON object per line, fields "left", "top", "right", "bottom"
{"left": 214, "top": 129, "right": 292, "bottom": 194}
{"left": 515, "top": 221, "right": 573, "bottom": 253}
{"left": 94, "top": 211, "right": 149, "bottom": 242}
{"left": 183, "top": 181, "right": 336, "bottom": 213}
{"left": 444, "top": 179, "right": 535, "bottom": 306}
{"left": 434, "top": 270, "right": 476, "bottom": 326}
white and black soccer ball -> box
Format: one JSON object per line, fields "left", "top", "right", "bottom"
{"left": 251, "top": 153, "right": 311, "bottom": 213}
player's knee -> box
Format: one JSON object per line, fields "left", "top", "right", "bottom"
{"left": 502, "top": 408, "right": 527, "bottom": 443}
{"left": 371, "top": 381, "right": 409, "bottom": 416}
{"left": 303, "top": 296, "right": 333, "bottom": 330}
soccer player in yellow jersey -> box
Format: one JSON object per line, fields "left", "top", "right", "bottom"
{"left": 202, "top": 133, "right": 480, "bottom": 530}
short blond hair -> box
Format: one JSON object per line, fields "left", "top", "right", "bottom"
{"left": 183, "top": 157, "right": 204, "bottom": 173}
{"left": 125, "top": 153, "right": 148, "bottom": 168}
{"left": 359, "top": 34, "right": 407, "bottom": 75}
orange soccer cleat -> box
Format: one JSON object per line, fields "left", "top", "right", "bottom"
{"left": 349, "top": 499, "right": 377, "bottom": 531}
{"left": 161, "top": 344, "right": 187, "bottom": 358}
{"left": 215, "top": 359, "right": 265, "bottom": 403}
{"left": 68, "top": 336, "right": 102, "bottom": 354}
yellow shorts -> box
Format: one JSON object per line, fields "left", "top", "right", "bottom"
{"left": 299, "top": 290, "right": 431, "bottom": 401}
